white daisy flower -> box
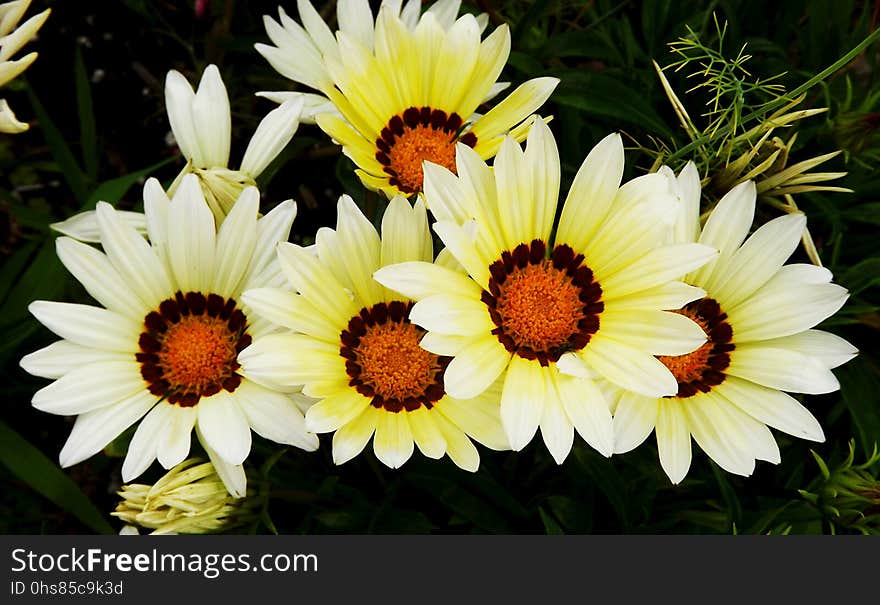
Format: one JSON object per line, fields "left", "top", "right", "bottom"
{"left": 256, "top": 0, "right": 558, "bottom": 197}
{"left": 238, "top": 194, "right": 509, "bottom": 471}
{"left": 374, "top": 119, "right": 718, "bottom": 464}
{"left": 52, "top": 64, "right": 305, "bottom": 241}
{"left": 20, "top": 175, "right": 319, "bottom": 497}
{"left": 0, "top": 0, "right": 51, "bottom": 133}
{"left": 609, "top": 162, "right": 857, "bottom": 484}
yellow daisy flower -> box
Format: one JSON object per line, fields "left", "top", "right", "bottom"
{"left": 20, "top": 176, "right": 318, "bottom": 497}
{"left": 238, "top": 195, "right": 509, "bottom": 471}
{"left": 374, "top": 120, "right": 718, "bottom": 463}
{"left": 256, "top": 0, "right": 558, "bottom": 197}
{"left": 609, "top": 163, "right": 856, "bottom": 483}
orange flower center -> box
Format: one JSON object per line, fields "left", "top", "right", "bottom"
{"left": 138, "top": 292, "right": 250, "bottom": 407}
{"left": 483, "top": 240, "right": 604, "bottom": 366}
{"left": 375, "top": 106, "right": 477, "bottom": 194}
{"left": 341, "top": 301, "right": 448, "bottom": 412}
{"left": 657, "top": 297, "right": 734, "bottom": 398}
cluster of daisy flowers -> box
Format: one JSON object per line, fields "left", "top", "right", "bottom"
{"left": 18, "top": 0, "right": 856, "bottom": 515}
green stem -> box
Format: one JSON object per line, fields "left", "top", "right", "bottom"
{"left": 665, "top": 27, "right": 880, "bottom": 165}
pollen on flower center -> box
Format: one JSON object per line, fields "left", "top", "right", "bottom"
{"left": 137, "top": 291, "right": 251, "bottom": 407}
{"left": 340, "top": 301, "right": 448, "bottom": 412}
{"left": 375, "top": 106, "right": 478, "bottom": 194}
{"left": 482, "top": 240, "right": 604, "bottom": 366}
{"left": 657, "top": 297, "right": 734, "bottom": 398}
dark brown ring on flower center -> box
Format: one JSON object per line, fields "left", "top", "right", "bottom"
{"left": 482, "top": 240, "right": 604, "bottom": 367}
{"left": 340, "top": 300, "right": 449, "bottom": 413}
{"left": 137, "top": 291, "right": 250, "bottom": 407}
{"left": 374, "top": 106, "right": 478, "bottom": 194}
{"left": 658, "top": 297, "right": 734, "bottom": 398}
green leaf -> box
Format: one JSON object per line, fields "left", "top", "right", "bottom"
{"left": 83, "top": 157, "right": 177, "bottom": 210}
{"left": 572, "top": 445, "right": 630, "bottom": 530}
{"left": 538, "top": 507, "right": 565, "bottom": 535}
{"left": 552, "top": 71, "right": 674, "bottom": 138}
{"left": 0, "top": 241, "right": 38, "bottom": 303}
{"left": 838, "top": 257, "right": 880, "bottom": 296}
{"left": 406, "top": 473, "right": 511, "bottom": 533}
{"left": 0, "top": 239, "right": 68, "bottom": 364}
{"left": 26, "top": 81, "right": 89, "bottom": 204}
{"left": 0, "top": 419, "right": 114, "bottom": 534}
{"left": 74, "top": 46, "right": 98, "bottom": 181}
{"left": 838, "top": 358, "right": 880, "bottom": 458}
{"left": 841, "top": 202, "right": 880, "bottom": 226}
{"left": 711, "top": 462, "right": 743, "bottom": 529}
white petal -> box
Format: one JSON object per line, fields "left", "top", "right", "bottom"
{"left": 611, "top": 391, "right": 658, "bottom": 454}
{"left": 374, "top": 260, "right": 481, "bottom": 301}
{"left": 32, "top": 361, "right": 145, "bottom": 416}
{"left": 212, "top": 187, "right": 259, "bottom": 297}
{"left": 248, "top": 200, "right": 297, "bottom": 282}
{"left": 667, "top": 161, "right": 701, "bottom": 245}
{"left": 373, "top": 411, "right": 414, "bottom": 469}
{"left": 167, "top": 175, "right": 216, "bottom": 293}
{"left": 191, "top": 64, "right": 232, "bottom": 168}
{"left": 165, "top": 69, "right": 200, "bottom": 163}
{"left": 522, "top": 119, "right": 560, "bottom": 244}
{"left": 408, "top": 408, "right": 447, "bottom": 459}
{"left": 235, "top": 380, "right": 318, "bottom": 452}
{"left": 240, "top": 97, "right": 304, "bottom": 177}
{"left": 598, "top": 309, "right": 708, "bottom": 356}
{"left": 437, "top": 390, "right": 508, "bottom": 451}
{"left": 334, "top": 195, "right": 384, "bottom": 305}
{"left": 28, "top": 301, "right": 139, "bottom": 352}
{"left": 725, "top": 273, "right": 849, "bottom": 343}
{"left": 197, "top": 426, "right": 246, "bottom": 498}
{"left": 556, "top": 133, "right": 624, "bottom": 251}
{"left": 20, "top": 340, "right": 132, "bottom": 380}
{"left": 655, "top": 399, "right": 692, "bottom": 484}
{"left": 332, "top": 406, "right": 379, "bottom": 465}
{"left": 409, "top": 293, "right": 494, "bottom": 335}
{"left": 580, "top": 336, "right": 678, "bottom": 397}
{"left": 758, "top": 329, "right": 857, "bottom": 369}
{"left": 608, "top": 281, "right": 706, "bottom": 312}
{"left": 419, "top": 332, "right": 477, "bottom": 356}
{"left": 600, "top": 243, "right": 718, "bottom": 300}
{"left": 96, "top": 201, "right": 173, "bottom": 307}
{"left": 500, "top": 356, "right": 544, "bottom": 450}
{"left": 716, "top": 376, "right": 825, "bottom": 442}
{"left": 238, "top": 333, "right": 343, "bottom": 389}
{"left": 337, "top": 0, "right": 374, "bottom": 50}
{"left": 707, "top": 213, "right": 806, "bottom": 307}
{"left": 240, "top": 287, "right": 339, "bottom": 342}
{"left": 540, "top": 382, "right": 574, "bottom": 464}
{"left": 681, "top": 393, "right": 756, "bottom": 477}
{"left": 442, "top": 336, "right": 511, "bottom": 399}
{"left": 55, "top": 237, "right": 148, "bottom": 318}
{"left": 726, "top": 344, "right": 841, "bottom": 394}
{"left": 157, "top": 406, "right": 196, "bottom": 469}
{"left": 380, "top": 196, "right": 433, "bottom": 267}
{"left": 276, "top": 242, "right": 359, "bottom": 326}
{"left": 59, "top": 391, "right": 157, "bottom": 467}
{"left": 122, "top": 404, "right": 172, "bottom": 481}
{"left": 51, "top": 209, "right": 147, "bottom": 243}
{"left": 689, "top": 180, "right": 756, "bottom": 285}
{"left": 305, "top": 388, "right": 369, "bottom": 433}
{"left": 554, "top": 373, "right": 614, "bottom": 457}
{"left": 555, "top": 351, "right": 599, "bottom": 379}
{"left": 431, "top": 220, "right": 491, "bottom": 289}
{"left": 433, "top": 410, "right": 481, "bottom": 472}
{"left": 196, "top": 392, "right": 252, "bottom": 465}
